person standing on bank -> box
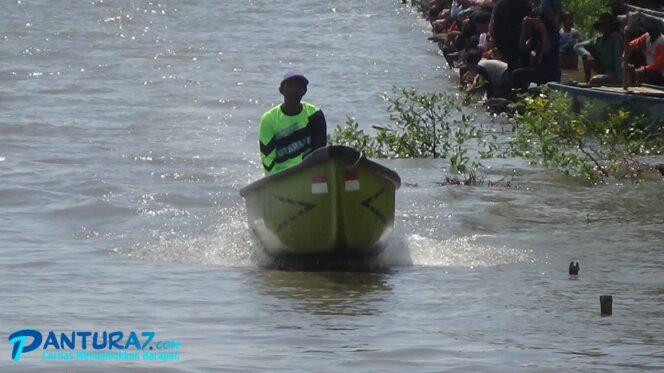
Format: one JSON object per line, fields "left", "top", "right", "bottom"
{"left": 259, "top": 71, "right": 327, "bottom": 175}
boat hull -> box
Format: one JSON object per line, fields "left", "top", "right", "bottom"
{"left": 240, "top": 146, "right": 400, "bottom": 260}
{"left": 547, "top": 82, "right": 664, "bottom": 126}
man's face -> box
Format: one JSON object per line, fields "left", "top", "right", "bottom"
{"left": 280, "top": 78, "right": 307, "bottom": 101}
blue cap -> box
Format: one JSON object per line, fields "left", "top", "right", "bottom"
{"left": 281, "top": 70, "right": 309, "bottom": 85}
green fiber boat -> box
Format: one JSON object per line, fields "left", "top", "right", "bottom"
{"left": 239, "top": 145, "right": 401, "bottom": 261}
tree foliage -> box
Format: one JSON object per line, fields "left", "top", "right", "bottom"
{"left": 563, "top": 0, "right": 607, "bottom": 40}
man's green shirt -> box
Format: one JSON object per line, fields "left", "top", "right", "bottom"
{"left": 259, "top": 102, "right": 326, "bottom": 175}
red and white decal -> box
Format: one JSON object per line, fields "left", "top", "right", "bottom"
{"left": 344, "top": 170, "right": 360, "bottom": 191}
{"left": 311, "top": 172, "right": 328, "bottom": 194}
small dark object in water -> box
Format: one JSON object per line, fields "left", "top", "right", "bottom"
{"left": 600, "top": 295, "right": 613, "bottom": 316}
{"left": 569, "top": 261, "right": 580, "bottom": 275}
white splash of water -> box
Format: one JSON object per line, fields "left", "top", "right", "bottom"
{"left": 377, "top": 233, "right": 533, "bottom": 268}
{"left": 112, "top": 205, "right": 258, "bottom": 267}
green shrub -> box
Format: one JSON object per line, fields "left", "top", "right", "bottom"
{"left": 327, "top": 117, "right": 382, "bottom": 157}
{"left": 329, "top": 87, "right": 494, "bottom": 174}
{"left": 330, "top": 87, "right": 664, "bottom": 184}
{"left": 511, "top": 89, "right": 664, "bottom": 182}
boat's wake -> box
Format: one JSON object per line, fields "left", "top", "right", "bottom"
{"left": 112, "top": 205, "right": 531, "bottom": 270}
{"left": 252, "top": 233, "right": 532, "bottom": 271}
{"left": 111, "top": 205, "right": 256, "bottom": 267}
{"left": 398, "top": 234, "right": 533, "bottom": 267}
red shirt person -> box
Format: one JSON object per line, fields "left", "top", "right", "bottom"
{"left": 628, "top": 22, "right": 664, "bottom": 85}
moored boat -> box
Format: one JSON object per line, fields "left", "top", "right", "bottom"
{"left": 547, "top": 82, "right": 664, "bottom": 126}
{"left": 239, "top": 145, "right": 401, "bottom": 261}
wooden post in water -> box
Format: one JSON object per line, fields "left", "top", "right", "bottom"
{"left": 600, "top": 295, "right": 613, "bottom": 316}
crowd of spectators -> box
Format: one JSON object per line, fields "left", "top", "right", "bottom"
{"left": 421, "top": 0, "right": 664, "bottom": 101}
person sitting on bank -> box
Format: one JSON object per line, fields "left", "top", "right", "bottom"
{"left": 454, "top": 10, "right": 492, "bottom": 53}
{"left": 259, "top": 71, "right": 327, "bottom": 175}
{"left": 627, "top": 20, "right": 664, "bottom": 86}
{"left": 573, "top": 13, "right": 623, "bottom": 85}
{"left": 463, "top": 48, "right": 511, "bottom": 99}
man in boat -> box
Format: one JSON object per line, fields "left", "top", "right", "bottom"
{"left": 259, "top": 71, "right": 327, "bottom": 175}
{"left": 626, "top": 19, "right": 664, "bottom": 86}
{"left": 573, "top": 13, "right": 623, "bottom": 85}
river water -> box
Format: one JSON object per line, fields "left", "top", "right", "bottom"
{"left": 2, "top": 0, "right": 663, "bottom": 371}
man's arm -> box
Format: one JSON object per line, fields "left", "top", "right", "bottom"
{"left": 259, "top": 113, "right": 277, "bottom": 174}
{"left": 309, "top": 109, "right": 327, "bottom": 150}
{"left": 643, "top": 43, "right": 664, "bottom": 72}
{"left": 574, "top": 36, "right": 597, "bottom": 58}
{"left": 628, "top": 33, "right": 647, "bottom": 50}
